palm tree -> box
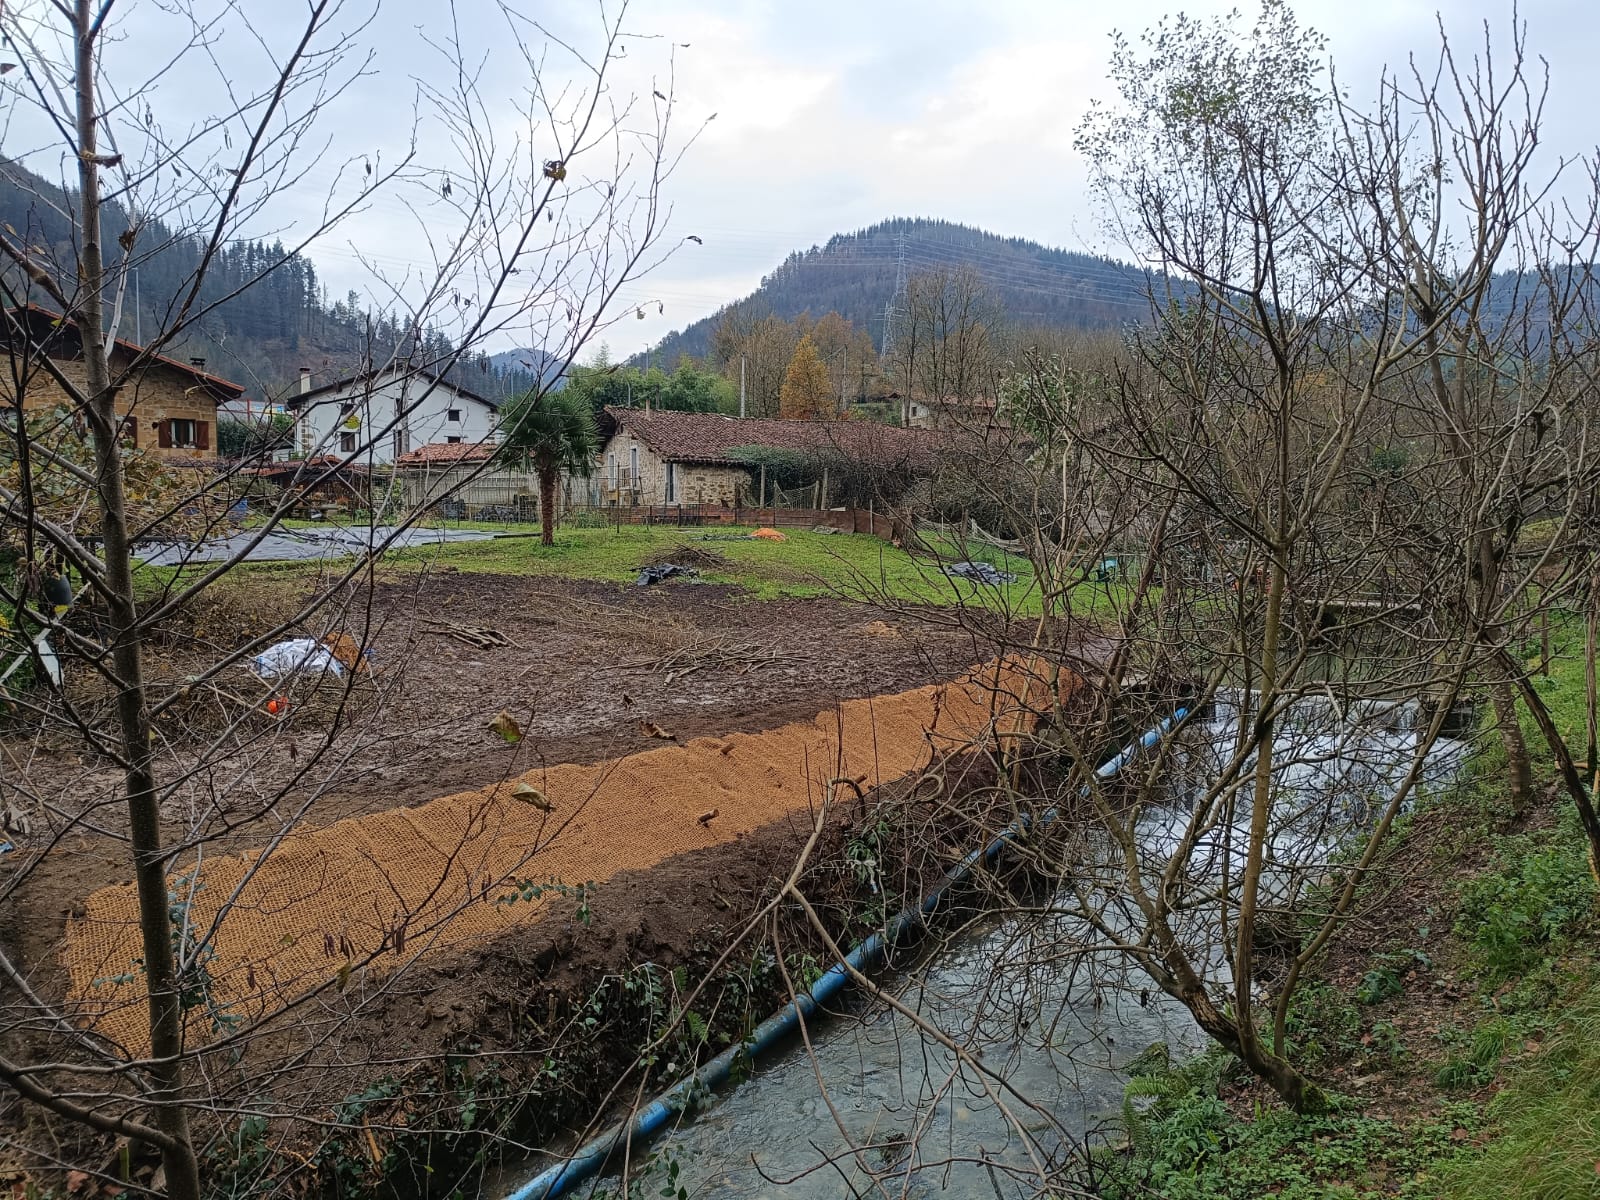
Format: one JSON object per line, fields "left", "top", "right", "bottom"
{"left": 498, "top": 388, "right": 598, "bottom": 545}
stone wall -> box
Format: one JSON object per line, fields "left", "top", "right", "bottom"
{"left": 596, "top": 429, "right": 747, "bottom": 504}
{"left": 7, "top": 352, "right": 222, "bottom": 462}
{"left": 672, "top": 462, "right": 744, "bottom": 505}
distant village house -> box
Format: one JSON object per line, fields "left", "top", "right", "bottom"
{"left": 596, "top": 406, "right": 940, "bottom": 506}
{"left": 905, "top": 395, "right": 1005, "bottom": 431}
{"left": 285, "top": 364, "right": 501, "bottom": 464}
{"left": 0, "top": 304, "right": 246, "bottom": 460}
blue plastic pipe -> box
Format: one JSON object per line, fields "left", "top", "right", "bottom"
{"left": 504, "top": 707, "right": 1188, "bottom": 1200}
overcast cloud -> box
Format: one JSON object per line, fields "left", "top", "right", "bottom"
{"left": 15, "top": 0, "right": 1600, "bottom": 355}
{"left": 597, "top": 0, "right": 1600, "bottom": 355}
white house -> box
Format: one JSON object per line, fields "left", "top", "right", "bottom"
{"left": 285, "top": 364, "right": 501, "bottom": 466}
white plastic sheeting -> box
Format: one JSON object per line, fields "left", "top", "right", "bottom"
{"left": 251, "top": 638, "right": 344, "bottom": 680}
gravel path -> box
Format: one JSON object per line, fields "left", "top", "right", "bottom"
{"left": 136, "top": 524, "right": 495, "bottom": 566}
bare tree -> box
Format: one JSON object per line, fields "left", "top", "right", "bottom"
{"left": 0, "top": 0, "right": 695, "bottom": 1192}
{"left": 1331, "top": 13, "right": 1600, "bottom": 850}
{"left": 976, "top": 0, "right": 1600, "bottom": 1117}
{"left": 890, "top": 264, "right": 1003, "bottom": 424}
{"left": 795, "top": 2, "right": 1600, "bottom": 1150}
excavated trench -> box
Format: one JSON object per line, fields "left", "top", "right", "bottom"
{"left": 60, "top": 661, "right": 1058, "bottom": 1055}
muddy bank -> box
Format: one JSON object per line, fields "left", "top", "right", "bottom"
{"left": 63, "top": 673, "right": 1009, "bottom": 1053}
{"left": 2, "top": 574, "right": 981, "bottom": 1017}
{"left": 188, "top": 752, "right": 1006, "bottom": 1199}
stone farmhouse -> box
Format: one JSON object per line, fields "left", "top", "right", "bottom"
{"left": 905, "top": 395, "right": 1007, "bottom": 430}
{"left": 0, "top": 304, "right": 246, "bottom": 460}
{"left": 285, "top": 364, "right": 501, "bottom": 465}
{"left": 595, "top": 406, "right": 941, "bottom": 506}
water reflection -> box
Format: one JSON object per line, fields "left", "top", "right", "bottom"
{"left": 509, "top": 692, "right": 1468, "bottom": 1199}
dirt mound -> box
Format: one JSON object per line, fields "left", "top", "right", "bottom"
{"left": 60, "top": 659, "right": 1071, "bottom": 1054}
{"left": 639, "top": 544, "right": 733, "bottom": 571}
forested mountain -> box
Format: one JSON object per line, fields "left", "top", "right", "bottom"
{"left": 648, "top": 217, "right": 1154, "bottom": 366}
{"left": 0, "top": 160, "right": 542, "bottom": 404}
{"left": 1, "top": 163, "right": 1157, "bottom": 405}
{"left": 488, "top": 347, "right": 564, "bottom": 390}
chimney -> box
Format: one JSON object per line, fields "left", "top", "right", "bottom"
{"left": 189, "top": 355, "right": 206, "bottom": 370}
{"left": 299, "top": 366, "right": 311, "bottom": 395}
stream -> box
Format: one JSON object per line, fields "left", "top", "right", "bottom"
{"left": 498, "top": 690, "right": 1470, "bottom": 1199}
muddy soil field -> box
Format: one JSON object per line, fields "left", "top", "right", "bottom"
{"left": 1, "top": 567, "right": 1011, "bottom": 1193}
{"left": 1, "top": 571, "right": 985, "bottom": 1004}
{"left": 350, "top": 571, "right": 987, "bottom": 810}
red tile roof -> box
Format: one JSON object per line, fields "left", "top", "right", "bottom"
{"left": 4, "top": 304, "right": 246, "bottom": 401}
{"left": 393, "top": 441, "right": 497, "bottom": 467}
{"left": 602, "top": 407, "right": 942, "bottom": 466}
{"left": 241, "top": 456, "right": 370, "bottom": 478}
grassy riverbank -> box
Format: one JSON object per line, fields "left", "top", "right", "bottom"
{"left": 1094, "top": 613, "right": 1600, "bottom": 1199}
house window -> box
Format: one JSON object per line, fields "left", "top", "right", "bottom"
{"left": 607, "top": 453, "right": 617, "bottom": 487}
{"left": 665, "top": 461, "right": 676, "bottom": 504}
{"left": 446, "top": 435, "right": 462, "bottom": 444}
{"left": 154, "top": 418, "right": 207, "bottom": 451}
{"left": 447, "top": 408, "right": 462, "bottom": 423}
{"left": 339, "top": 431, "right": 357, "bottom": 453}
{"left": 629, "top": 445, "right": 639, "bottom": 484}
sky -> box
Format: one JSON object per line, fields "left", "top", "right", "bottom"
{"left": 615, "top": 0, "right": 1600, "bottom": 354}
{"left": 9, "top": 0, "right": 1600, "bottom": 357}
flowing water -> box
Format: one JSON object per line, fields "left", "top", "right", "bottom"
{"left": 499, "top": 692, "right": 1469, "bottom": 1199}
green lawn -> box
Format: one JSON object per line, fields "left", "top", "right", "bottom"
{"left": 1518, "top": 610, "right": 1590, "bottom": 753}
{"left": 380, "top": 523, "right": 1053, "bottom": 611}
{"left": 131, "top": 518, "right": 1146, "bottom": 617}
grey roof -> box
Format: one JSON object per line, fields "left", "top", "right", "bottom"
{"left": 285, "top": 364, "right": 501, "bottom": 411}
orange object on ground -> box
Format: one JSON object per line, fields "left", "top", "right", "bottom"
{"left": 321, "top": 633, "right": 370, "bottom": 674}
{"left": 750, "top": 527, "right": 787, "bottom": 541}
{"left": 265, "top": 696, "right": 288, "bottom": 716}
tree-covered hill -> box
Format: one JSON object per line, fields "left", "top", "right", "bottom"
{"left": 0, "top": 159, "right": 544, "bottom": 404}
{"left": 647, "top": 217, "right": 1155, "bottom": 366}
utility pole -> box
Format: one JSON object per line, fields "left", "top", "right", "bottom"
{"left": 882, "top": 229, "right": 908, "bottom": 359}
{"left": 739, "top": 354, "right": 746, "bottom": 419}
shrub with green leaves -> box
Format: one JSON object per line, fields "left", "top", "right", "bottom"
{"left": 1455, "top": 815, "right": 1595, "bottom": 985}
{"left": 1119, "top": 1044, "right": 1234, "bottom": 1171}
{"left": 1098, "top": 1048, "right": 1483, "bottom": 1200}
{"left": 1283, "top": 981, "right": 1362, "bottom": 1063}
